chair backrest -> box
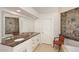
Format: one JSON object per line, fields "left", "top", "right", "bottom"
{"left": 12, "top": 32, "right": 19, "bottom": 35}
{"left": 59, "top": 35, "right": 64, "bottom": 43}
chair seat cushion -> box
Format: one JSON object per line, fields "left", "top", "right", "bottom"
{"left": 53, "top": 40, "right": 62, "bottom": 45}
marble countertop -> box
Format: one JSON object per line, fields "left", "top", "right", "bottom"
{"left": 1, "top": 32, "right": 40, "bottom": 47}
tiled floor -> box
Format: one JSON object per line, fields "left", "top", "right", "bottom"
{"left": 34, "top": 43, "right": 60, "bottom": 52}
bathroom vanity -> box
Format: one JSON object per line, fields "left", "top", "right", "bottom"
{"left": 0, "top": 32, "right": 40, "bottom": 52}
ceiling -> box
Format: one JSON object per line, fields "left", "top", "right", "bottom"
{"left": 33, "top": 7, "right": 59, "bottom": 13}
{"left": 33, "top": 7, "right": 77, "bottom": 13}
{"left": 2, "top": 7, "right": 76, "bottom": 19}
{"left": 2, "top": 7, "right": 37, "bottom": 19}
{"left": 2, "top": 7, "right": 26, "bottom": 15}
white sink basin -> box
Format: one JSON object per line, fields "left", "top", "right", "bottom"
{"left": 14, "top": 38, "right": 24, "bottom": 42}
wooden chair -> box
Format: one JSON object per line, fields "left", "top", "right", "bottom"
{"left": 53, "top": 34, "right": 64, "bottom": 52}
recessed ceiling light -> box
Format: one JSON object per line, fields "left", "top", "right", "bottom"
{"left": 16, "top": 10, "right": 21, "bottom": 12}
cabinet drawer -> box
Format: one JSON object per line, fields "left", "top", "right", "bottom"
{"left": 13, "top": 39, "right": 32, "bottom": 52}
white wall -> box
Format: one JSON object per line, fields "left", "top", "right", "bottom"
{"left": 19, "top": 17, "right": 34, "bottom": 33}
{"left": 60, "top": 7, "right": 76, "bottom": 13}
{"left": 53, "top": 13, "right": 60, "bottom": 37}
{"left": 0, "top": 9, "right": 2, "bottom": 42}
{"left": 21, "top": 7, "right": 39, "bottom": 18}
{"left": 65, "top": 38, "right": 79, "bottom": 47}
{"left": 64, "top": 44, "right": 79, "bottom": 52}
{"left": 64, "top": 37, "right": 79, "bottom": 50}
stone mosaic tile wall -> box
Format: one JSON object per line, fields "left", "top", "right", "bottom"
{"left": 61, "top": 7, "right": 79, "bottom": 41}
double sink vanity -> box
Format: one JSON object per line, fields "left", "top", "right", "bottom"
{"left": 0, "top": 32, "right": 40, "bottom": 52}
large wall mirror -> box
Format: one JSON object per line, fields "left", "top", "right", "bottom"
{"left": 5, "top": 17, "right": 19, "bottom": 35}
{"left": 2, "top": 11, "right": 19, "bottom": 38}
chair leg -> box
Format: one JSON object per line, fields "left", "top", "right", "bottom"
{"left": 58, "top": 45, "right": 61, "bottom": 52}
{"left": 53, "top": 44, "right": 54, "bottom": 48}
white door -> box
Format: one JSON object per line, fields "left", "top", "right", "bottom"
{"left": 39, "top": 18, "right": 52, "bottom": 44}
